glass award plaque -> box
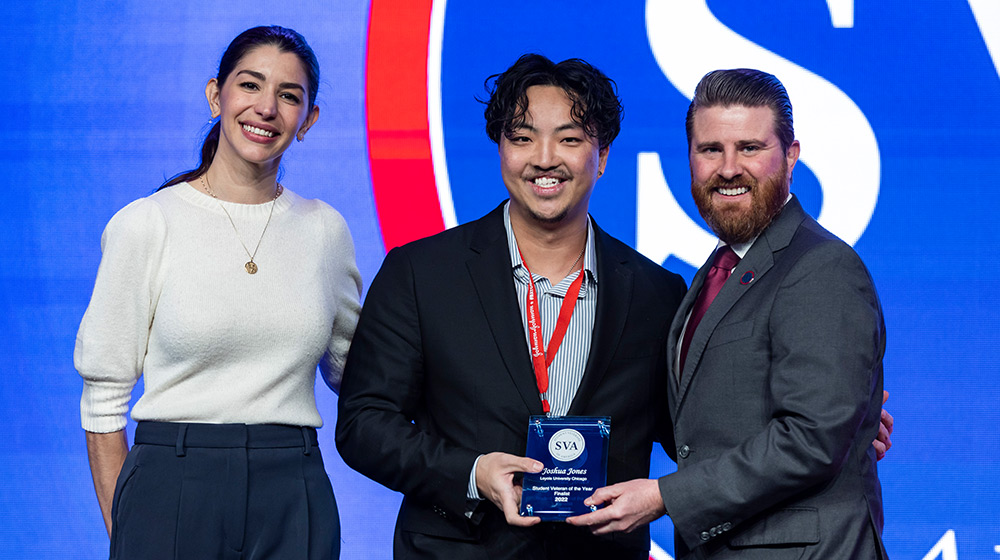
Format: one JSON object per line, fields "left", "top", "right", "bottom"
{"left": 519, "top": 415, "right": 610, "bottom": 521}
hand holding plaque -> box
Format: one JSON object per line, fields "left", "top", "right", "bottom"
{"left": 476, "top": 452, "right": 544, "bottom": 526}
{"left": 519, "top": 416, "right": 610, "bottom": 521}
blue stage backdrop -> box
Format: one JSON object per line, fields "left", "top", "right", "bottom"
{"left": 2, "top": 1, "right": 998, "bottom": 558}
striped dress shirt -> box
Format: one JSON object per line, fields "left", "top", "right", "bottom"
{"left": 466, "top": 204, "right": 600, "bottom": 504}
{"left": 503, "top": 202, "right": 598, "bottom": 417}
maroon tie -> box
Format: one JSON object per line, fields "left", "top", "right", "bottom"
{"left": 679, "top": 246, "right": 741, "bottom": 373}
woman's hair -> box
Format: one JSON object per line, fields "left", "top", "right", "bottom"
{"left": 159, "top": 25, "right": 319, "bottom": 189}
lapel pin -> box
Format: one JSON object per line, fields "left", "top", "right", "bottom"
{"left": 740, "top": 271, "right": 754, "bottom": 285}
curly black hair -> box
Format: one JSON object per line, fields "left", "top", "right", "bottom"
{"left": 482, "top": 54, "right": 622, "bottom": 150}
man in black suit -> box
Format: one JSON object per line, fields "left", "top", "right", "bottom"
{"left": 336, "top": 54, "right": 686, "bottom": 558}
{"left": 567, "top": 69, "right": 889, "bottom": 558}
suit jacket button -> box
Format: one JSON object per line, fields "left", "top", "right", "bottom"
{"left": 700, "top": 531, "right": 710, "bottom": 541}
{"left": 710, "top": 527, "right": 718, "bottom": 537}
{"left": 722, "top": 522, "right": 731, "bottom": 531}
{"left": 678, "top": 445, "right": 690, "bottom": 459}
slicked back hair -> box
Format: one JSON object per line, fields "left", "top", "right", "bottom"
{"left": 482, "top": 54, "right": 622, "bottom": 150}
{"left": 686, "top": 68, "right": 794, "bottom": 153}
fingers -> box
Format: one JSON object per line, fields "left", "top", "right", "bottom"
{"left": 516, "top": 456, "right": 544, "bottom": 473}
{"left": 582, "top": 485, "right": 620, "bottom": 508}
{"left": 506, "top": 510, "right": 541, "bottom": 526}
{"left": 475, "top": 452, "right": 543, "bottom": 526}
{"left": 565, "top": 479, "right": 665, "bottom": 535}
{"left": 497, "top": 465, "right": 535, "bottom": 526}
{"left": 873, "top": 439, "right": 887, "bottom": 461}
{"left": 874, "top": 411, "right": 893, "bottom": 460}
{"left": 873, "top": 390, "right": 894, "bottom": 460}
{"left": 563, "top": 486, "right": 619, "bottom": 530}
{"left": 566, "top": 506, "right": 616, "bottom": 530}
{"left": 878, "top": 415, "right": 892, "bottom": 443}
{"left": 881, "top": 408, "right": 894, "bottom": 435}
{"left": 498, "top": 484, "right": 539, "bottom": 526}
{"left": 479, "top": 452, "right": 542, "bottom": 477}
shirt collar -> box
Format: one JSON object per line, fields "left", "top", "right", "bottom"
{"left": 503, "top": 201, "right": 598, "bottom": 284}
{"left": 715, "top": 192, "right": 793, "bottom": 259}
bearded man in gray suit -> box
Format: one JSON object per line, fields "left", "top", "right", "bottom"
{"left": 568, "top": 69, "right": 888, "bottom": 559}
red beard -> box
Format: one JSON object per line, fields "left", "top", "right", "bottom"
{"left": 691, "top": 163, "right": 789, "bottom": 244}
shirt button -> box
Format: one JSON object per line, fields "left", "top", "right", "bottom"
{"left": 678, "top": 445, "right": 690, "bottom": 459}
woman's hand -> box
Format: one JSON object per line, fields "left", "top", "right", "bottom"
{"left": 85, "top": 430, "right": 129, "bottom": 537}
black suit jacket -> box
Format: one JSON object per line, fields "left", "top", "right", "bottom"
{"left": 660, "top": 197, "right": 887, "bottom": 558}
{"left": 337, "top": 203, "right": 685, "bottom": 558}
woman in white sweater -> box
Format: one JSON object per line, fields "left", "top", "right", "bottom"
{"left": 75, "top": 26, "right": 361, "bottom": 559}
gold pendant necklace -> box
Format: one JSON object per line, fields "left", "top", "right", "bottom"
{"left": 200, "top": 175, "right": 282, "bottom": 275}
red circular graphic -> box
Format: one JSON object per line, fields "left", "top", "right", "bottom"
{"left": 366, "top": 0, "right": 445, "bottom": 251}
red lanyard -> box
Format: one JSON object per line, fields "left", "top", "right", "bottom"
{"left": 520, "top": 250, "right": 586, "bottom": 414}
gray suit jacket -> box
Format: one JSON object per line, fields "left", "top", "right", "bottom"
{"left": 659, "top": 197, "right": 887, "bottom": 559}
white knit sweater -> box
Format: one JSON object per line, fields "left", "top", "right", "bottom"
{"left": 75, "top": 182, "right": 362, "bottom": 433}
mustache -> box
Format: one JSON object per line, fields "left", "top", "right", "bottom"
{"left": 524, "top": 171, "right": 571, "bottom": 181}
{"left": 701, "top": 175, "right": 758, "bottom": 190}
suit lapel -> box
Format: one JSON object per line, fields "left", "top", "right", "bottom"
{"left": 466, "top": 204, "right": 545, "bottom": 415}
{"left": 568, "top": 223, "right": 632, "bottom": 415}
{"left": 674, "top": 197, "right": 808, "bottom": 413}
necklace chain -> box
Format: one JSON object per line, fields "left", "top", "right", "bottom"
{"left": 199, "top": 174, "right": 282, "bottom": 275}
{"left": 566, "top": 245, "right": 585, "bottom": 276}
